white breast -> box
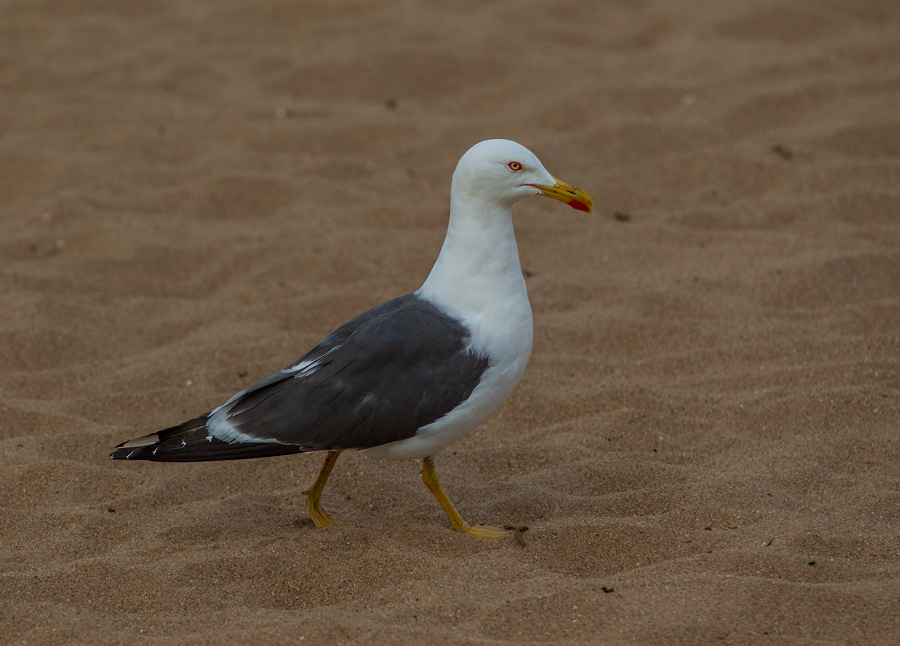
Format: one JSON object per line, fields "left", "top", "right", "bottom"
{"left": 365, "top": 214, "right": 533, "bottom": 461}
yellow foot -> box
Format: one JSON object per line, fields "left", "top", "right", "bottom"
{"left": 454, "top": 522, "right": 510, "bottom": 540}
{"left": 422, "top": 456, "right": 510, "bottom": 540}
{"left": 303, "top": 491, "right": 341, "bottom": 528}
{"left": 302, "top": 450, "right": 343, "bottom": 528}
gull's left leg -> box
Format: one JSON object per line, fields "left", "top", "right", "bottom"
{"left": 422, "top": 456, "right": 508, "bottom": 539}
{"left": 302, "top": 450, "right": 342, "bottom": 527}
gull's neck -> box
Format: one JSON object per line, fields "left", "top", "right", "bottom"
{"left": 416, "top": 192, "right": 533, "bottom": 361}
{"left": 419, "top": 193, "right": 526, "bottom": 313}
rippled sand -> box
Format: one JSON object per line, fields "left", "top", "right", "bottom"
{"left": 1, "top": 1, "right": 898, "bottom": 643}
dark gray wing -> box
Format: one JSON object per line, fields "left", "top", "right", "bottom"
{"left": 210, "top": 293, "right": 489, "bottom": 450}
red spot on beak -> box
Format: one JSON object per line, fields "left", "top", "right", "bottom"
{"left": 567, "top": 199, "right": 592, "bottom": 213}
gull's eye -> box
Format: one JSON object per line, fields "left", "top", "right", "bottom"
{"left": 508, "top": 161, "right": 523, "bottom": 171}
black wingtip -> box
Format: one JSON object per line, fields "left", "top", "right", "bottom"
{"left": 109, "top": 418, "right": 206, "bottom": 461}
{"left": 109, "top": 445, "right": 149, "bottom": 460}
{"left": 109, "top": 414, "right": 309, "bottom": 462}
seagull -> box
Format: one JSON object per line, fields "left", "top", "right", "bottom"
{"left": 111, "top": 139, "right": 593, "bottom": 539}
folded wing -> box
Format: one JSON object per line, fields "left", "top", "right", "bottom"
{"left": 110, "top": 294, "right": 489, "bottom": 462}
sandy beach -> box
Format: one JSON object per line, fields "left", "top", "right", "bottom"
{"left": 1, "top": 0, "right": 898, "bottom": 643}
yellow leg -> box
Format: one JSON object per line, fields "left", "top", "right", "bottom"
{"left": 422, "top": 456, "right": 509, "bottom": 539}
{"left": 302, "top": 450, "right": 342, "bottom": 527}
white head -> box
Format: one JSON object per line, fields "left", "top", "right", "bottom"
{"left": 451, "top": 139, "right": 593, "bottom": 213}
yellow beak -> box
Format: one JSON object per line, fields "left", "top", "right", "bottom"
{"left": 532, "top": 177, "right": 593, "bottom": 213}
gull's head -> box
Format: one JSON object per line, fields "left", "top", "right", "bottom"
{"left": 452, "top": 139, "right": 593, "bottom": 214}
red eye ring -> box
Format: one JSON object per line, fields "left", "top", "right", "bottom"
{"left": 508, "top": 161, "right": 523, "bottom": 171}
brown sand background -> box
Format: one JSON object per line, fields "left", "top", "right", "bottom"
{"left": 1, "top": 0, "right": 899, "bottom": 643}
